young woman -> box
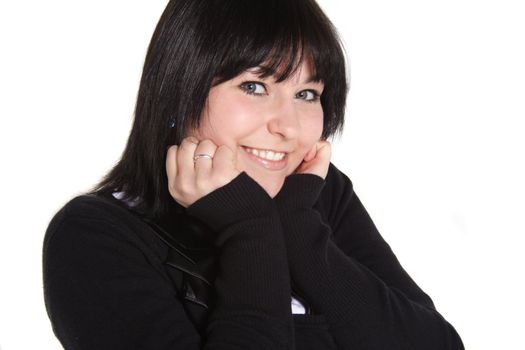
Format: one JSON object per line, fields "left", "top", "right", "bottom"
{"left": 43, "top": 0, "right": 464, "bottom": 348}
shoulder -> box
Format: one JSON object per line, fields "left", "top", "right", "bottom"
{"left": 45, "top": 195, "right": 135, "bottom": 242}
{"left": 47, "top": 194, "right": 137, "bottom": 226}
{"left": 43, "top": 194, "right": 164, "bottom": 270}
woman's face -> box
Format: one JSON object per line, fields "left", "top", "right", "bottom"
{"left": 189, "top": 61, "right": 324, "bottom": 197}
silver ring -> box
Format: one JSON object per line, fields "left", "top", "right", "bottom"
{"left": 193, "top": 153, "right": 213, "bottom": 162}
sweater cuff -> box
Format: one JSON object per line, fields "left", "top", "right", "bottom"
{"left": 274, "top": 173, "right": 325, "bottom": 210}
{"left": 186, "top": 172, "right": 275, "bottom": 232}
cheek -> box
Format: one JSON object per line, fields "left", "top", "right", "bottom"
{"left": 195, "top": 95, "right": 255, "bottom": 145}
{"left": 299, "top": 109, "right": 324, "bottom": 146}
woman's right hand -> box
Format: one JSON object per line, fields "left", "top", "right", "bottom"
{"left": 166, "top": 137, "right": 241, "bottom": 208}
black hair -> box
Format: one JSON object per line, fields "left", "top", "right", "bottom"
{"left": 93, "top": 0, "right": 348, "bottom": 217}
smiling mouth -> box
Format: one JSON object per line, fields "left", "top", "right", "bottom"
{"left": 242, "top": 146, "right": 287, "bottom": 161}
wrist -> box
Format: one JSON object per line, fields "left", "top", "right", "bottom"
{"left": 274, "top": 173, "right": 325, "bottom": 211}
{"left": 186, "top": 172, "right": 275, "bottom": 231}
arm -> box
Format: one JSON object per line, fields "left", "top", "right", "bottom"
{"left": 316, "top": 164, "right": 436, "bottom": 309}
{"left": 187, "top": 172, "right": 294, "bottom": 349}
{"left": 43, "top": 174, "right": 294, "bottom": 349}
{"left": 166, "top": 138, "right": 294, "bottom": 348}
{"left": 274, "top": 166, "right": 464, "bottom": 349}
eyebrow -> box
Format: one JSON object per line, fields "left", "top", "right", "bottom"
{"left": 250, "top": 65, "right": 323, "bottom": 84}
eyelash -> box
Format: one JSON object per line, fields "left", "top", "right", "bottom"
{"left": 296, "top": 89, "right": 321, "bottom": 103}
{"left": 239, "top": 81, "right": 267, "bottom": 96}
{"left": 239, "top": 81, "right": 321, "bottom": 103}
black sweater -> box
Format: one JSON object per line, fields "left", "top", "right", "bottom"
{"left": 43, "top": 163, "right": 464, "bottom": 349}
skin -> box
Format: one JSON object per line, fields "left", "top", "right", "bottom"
{"left": 166, "top": 61, "right": 332, "bottom": 208}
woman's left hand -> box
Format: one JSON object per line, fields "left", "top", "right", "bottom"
{"left": 294, "top": 140, "right": 331, "bottom": 180}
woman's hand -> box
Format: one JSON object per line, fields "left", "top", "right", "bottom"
{"left": 166, "top": 137, "right": 241, "bottom": 208}
{"left": 294, "top": 140, "right": 331, "bottom": 180}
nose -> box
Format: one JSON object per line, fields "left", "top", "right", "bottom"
{"left": 267, "top": 98, "right": 300, "bottom": 139}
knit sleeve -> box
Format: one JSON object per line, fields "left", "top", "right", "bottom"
{"left": 274, "top": 164, "right": 464, "bottom": 349}
{"left": 187, "top": 172, "right": 294, "bottom": 349}
{"left": 43, "top": 173, "right": 294, "bottom": 350}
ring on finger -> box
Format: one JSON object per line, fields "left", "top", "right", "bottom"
{"left": 193, "top": 153, "right": 213, "bottom": 163}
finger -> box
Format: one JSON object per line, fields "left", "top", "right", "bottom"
{"left": 178, "top": 137, "right": 199, "bottom": 177}
{"left": 315, "top": 141, "right": 332, "bottom": 162}
{"left": 313, "top": 141, "right": 332, "bottom": 178}
{"left": 166, "top": 145, "right": 180, "bottom": 201}
{"left": 303, "top": 143, "right": 318, "bottom": 162}
{"left": 296, "top": 141, "right": 331, "bottom": 178}
{"left": 193, "top": 139, "right": 217, "bottom": 176}
{"left": 212, "top": 144, "right": 238, "bottom": 181}
{"left": 166, "top": 145, "right": 178, "bottom": 181}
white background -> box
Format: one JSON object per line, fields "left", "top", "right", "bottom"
{"left": 1, "top": 1, "right": 524, "bottom": 349}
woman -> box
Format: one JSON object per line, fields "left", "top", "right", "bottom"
{"left": 43, "top": 0, "right": 464, "bottom": 349}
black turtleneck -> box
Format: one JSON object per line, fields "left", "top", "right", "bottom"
{"left": 43, "top": 163, "right": 464, "bottom": 349}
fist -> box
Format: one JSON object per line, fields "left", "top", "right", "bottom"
{"left": 166, "top": 137, "right": 241, "bottom": 207}
{"left": 295, "top": 140, "right": 331, "bottom": 179}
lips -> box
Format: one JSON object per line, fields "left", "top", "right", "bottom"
{"left": 241, "top": 146, "right": 289, "bottom": 170}
{"left": 243, "top": 146, "right": 286, "bottom": 161}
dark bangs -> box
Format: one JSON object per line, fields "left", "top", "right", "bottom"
{"left": 203, "top": 0, "right": 348, "bottom": 138}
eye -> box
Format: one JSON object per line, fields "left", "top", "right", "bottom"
{"left": 296, "top": 89, "right": 320, "bottom": 102}
{"left": 239, "top": 81, "right": 267, "bottom": 95}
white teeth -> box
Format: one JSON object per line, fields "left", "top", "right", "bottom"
{"left": 245, "top": 147, "right": 285, "bottom": 161}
